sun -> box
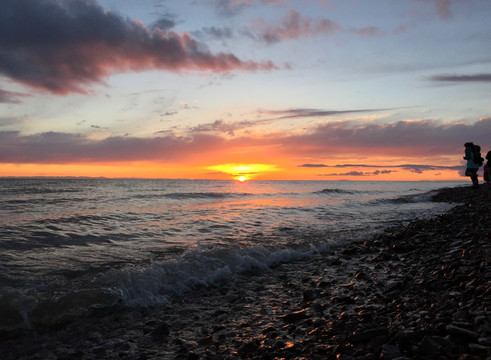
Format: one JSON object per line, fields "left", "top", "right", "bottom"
{"left": 206, "top": 163, "right": 279, "bottom": 181}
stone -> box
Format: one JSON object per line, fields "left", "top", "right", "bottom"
{"left": 348, "top": 328, "right": 388, "bottom": 343}
{"left": 446, "top": 324, "right": 478, "bottom": 340}
{"left": 381, "top": 344, "right": 402, "bottom": 360}
{"left": 278, "top": 309, "right": 308, "bottom": 323}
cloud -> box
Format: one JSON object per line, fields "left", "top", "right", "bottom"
{"left": 0, "top": 131, "right": 225, "bottom": 164}
{"left": 372, "top": 170, "right": 394, "bottom": 175}
{"left": 428, "top": 73, "right": 491, "bottom": 83}
{"left": 263, "top": 107, "right": 394, "bottom": 119}
{"left": 0, "top": 117, "right": 20, "bottom": 127}
{"left": 1, "top": 118, "right": 490, "bottom": 166}
{"left": 261, "top": 0, "right": 287, "bottom": 5}
{"left": 352, "top": 26, "right": 386, "bottom": 37}
{"left": 193, "top": 27, "right": 235, "bottom": 41}
{"left": 323, "top": 169, "right": 396, "bottom": 176}
{"left": 0, "top": 0, "right": 277, "bottom": 95}
{"left": 209, "top": 0, "right": 254, "bottom": 17}
{"left": 328, "top": 171, "right": 366, "bottom": 176}
{"left": 189, "top": 119, "right": 261, "bottom": 136}
{"left": 284, "top": 117, "right": 491, "bottom": 157}
{"left": 151, "top": 16, "right": 177, "bottom": 32}
{"left": 301, "top": 163, "right": 462, "bottom": 173}
{"left": 415, "top": 0, "right": 452, "bottom": 19}
{"left": 251, "top": 9, "right": 340, "bottom": 44}
{"left": 0, "top": 89, "right": 30, "bottom": 104}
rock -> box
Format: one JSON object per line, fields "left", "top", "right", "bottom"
{"left": 467, "top": 342, "right": 489, "bottom": 354}
{"left": 416, "top": 336, "right": 442, "bottom": 354}
{"left": 348, "top": 328, "right": 388, "bottom": 343}
{"left": 278, "top": 309, "right": 308, "bottom": 323}
{"left": 446, "top": 324, "right": 478, "bottom": 340}
{"left": 381, "top": 344, "right": 402, "bottom": 359}
{"left": 151, "top": 322, "right": 170, "bottom": 338}
{"left": 198, "top": 335, "right": 213, "bottom": 347}
{"left": 302, "top": 289, "right": 317, "bottom": 302}
{"left": 237, "top": 340, "right": 259, "bottom": 356}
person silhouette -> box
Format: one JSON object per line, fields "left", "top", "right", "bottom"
{"left": 464, "top": 142, "right": 480, "bottom": 188}
{"left": 484, "top": 151, "right": 491, "bottom": 186}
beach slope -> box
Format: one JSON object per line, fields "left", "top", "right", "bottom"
{"left": 1, "top": 185, "right": 490, "bottom": 359}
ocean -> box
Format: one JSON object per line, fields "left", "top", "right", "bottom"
{"left": 0, "top": 178, "right": 463, "bottom": 331}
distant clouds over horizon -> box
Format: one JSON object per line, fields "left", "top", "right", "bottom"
{"left": 1, "top": 117, "right": 489, "bottom": 165}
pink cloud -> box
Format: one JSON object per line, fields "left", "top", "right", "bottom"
{"left": 253, "top": 9, "right": 340, "bottom": 44}
{"left": 0, "top": 89, "right": 30, "bottom": 104}
{"left": 0, "top": 0, "right": 277, "bottom": 95}
{"left": 414, "top": 0, "right": 452, "bottom": 19}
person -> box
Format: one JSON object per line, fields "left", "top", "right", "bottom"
{"left": 463, "top": 142, "right": 480, "bottom": 188}
{"left": 484, "top": 151, "right": 491, "bottom": 185}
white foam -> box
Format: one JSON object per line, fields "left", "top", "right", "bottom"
{"left": 104, "top": 244, "right": 318, "bottom": 307}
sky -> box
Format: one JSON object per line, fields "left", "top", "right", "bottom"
{"left": 0, "top": 0, "right": 490, "bottom": 181}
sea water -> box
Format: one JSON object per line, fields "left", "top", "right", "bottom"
{"left": 0, "top": 179, "right": 463, "bottom": 330}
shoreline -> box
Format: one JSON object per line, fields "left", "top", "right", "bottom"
{"left": 1, "top": 185, "right": 490, "bottom": 359}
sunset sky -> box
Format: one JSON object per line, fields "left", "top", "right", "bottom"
{"left": 1, "top": 0, "right": 490, "bottom": 180}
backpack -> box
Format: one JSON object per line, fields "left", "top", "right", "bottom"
{"left": 473, "top": 145, "right": 484, "bottom": 166}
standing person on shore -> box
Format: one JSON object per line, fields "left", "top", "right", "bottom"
{"left": 464, "top": 142, "right": 482, "bottom": 188}
{"left": 484, "top": 151, "right": 491, "bottom": 186}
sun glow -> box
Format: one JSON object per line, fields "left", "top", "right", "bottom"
{"left": 207, "top": 163, "right": 279, "bottom": 180}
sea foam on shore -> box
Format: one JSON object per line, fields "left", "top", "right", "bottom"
{"left": 1, "top": 185, "right": 490, "bottom": 359}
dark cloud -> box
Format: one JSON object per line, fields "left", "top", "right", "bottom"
{"left": 325, "top": 170, "right": 396, "bottom": 176}
{"left": 151, "top": 16, "right": 177, "bottom": 31}
{"left": 0, "top": 130, "right": 225, "bottom": 164}
{"left": 338, "top": 171, "right": 365, "bottom": 176}
{"left": 302, "top": 163, "right": 461, "bottom": 173}
{"left": 286, "top": 117, "right": 491, "bottom": 157}
{"left": 301, "top": 164, "right": 463, "bottom": 170}
{"left": 372, "top": 170, "right": 394, "bottom": 175}
{"left": 189, "top": 119, "right": 263, "bottom": 136}
{"left": 1, "top": 118, "right": 490, "bottom": 165}
{"left": 264, "top": 107, "right": 394, "bottom": 119}
{"left": 428, "top": 73, "right": 491, "bottom": 83}
{"left": 90, "top": 125, "right": 108, "bottom": 130}
{"left": 298, "top": 163, "right": 329, "bottom": 168}
{"left": 193, "top": 26, "right": 235, "bottom": 40}
{"left": 0, "top": 0, "right": 276, "bottom": 95}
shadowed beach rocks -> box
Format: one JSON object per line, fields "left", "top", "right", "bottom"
{"left": 1, "top": 185, "right": 490, "bottom": 359}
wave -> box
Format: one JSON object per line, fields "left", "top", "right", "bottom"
{"left": 316, "top": 188, "right": 358, "bottom": 195}
{"left": 365, "top": 192, "right": 434, "bottom": 206}
{"left": 163, "top": 192, "right": 254, "bottom": 200}
{"left": 0, "top": 242, "right": 341, "bottom": 332}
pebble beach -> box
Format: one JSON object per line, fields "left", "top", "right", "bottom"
{"left": 1, "top": 185, "right": 490, "bottom": 360}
